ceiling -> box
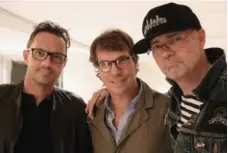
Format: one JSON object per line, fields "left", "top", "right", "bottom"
{"left": 0, "top": 0, "right": 227, "bottom": 49}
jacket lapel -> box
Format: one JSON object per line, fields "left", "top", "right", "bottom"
{"left": 89, "top": 103, "right": 116, "bottom": 148}
{"left": 10, "top": 81, "right": 23, "bottom": 143}
{"left": 117, "top": 81, "right": 155, "bottom": 145}
{"left": 117, "top": 108, "right": 149, "bottom": 145}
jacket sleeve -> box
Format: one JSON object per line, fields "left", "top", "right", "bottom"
{"left": 0, "top": 84, "right": 14, "bottom": 103}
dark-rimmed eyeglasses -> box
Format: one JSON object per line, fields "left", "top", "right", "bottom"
{"left": 27, "top": 48, "right": 67, "bottom": 64}
{"left": 148, "top": 30, "right": 194, "bottom": 54}
{"left": 98, "top": 56, "right": 132, "bottom": 72}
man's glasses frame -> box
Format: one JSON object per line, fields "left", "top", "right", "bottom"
{"left": 98, "top": 56, "right": 133, "bottom": 72}
{"left": 26, "top": 48, "right": 67, "bottom": 64}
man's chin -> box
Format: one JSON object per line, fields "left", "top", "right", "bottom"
{"left": 166, "top": 72, "right": 184, "bottom": 81}
{"left": 107, "top": 87, "right": 127, "bottom": 96}
{"left": 36, "top": 79, "right": 54, "bottom": 86}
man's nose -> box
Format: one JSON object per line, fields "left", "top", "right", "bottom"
{"left": 41, "top": 55, "right": 53, "bottom": 67}
{"left": 110, "top": 62, "right": 121, "bottom": 75}
{"left": 161, "top": 46, "right": 175, "bottom": 59}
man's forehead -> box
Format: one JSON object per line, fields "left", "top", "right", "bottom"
{"left": 30, "top": 32, "right": 66, "bottom": 51}
{"left": 151, "top": 31, "right": 181, "bottom": 44}
{"left": 151, "top": 29, "right": 194, "bottom": 45}
{"left": 96, "top": 50, "right": 129, "bottom": 61}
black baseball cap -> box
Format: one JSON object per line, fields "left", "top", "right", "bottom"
{"left": 133, "top": 2, "right": 202, "bottom": 54}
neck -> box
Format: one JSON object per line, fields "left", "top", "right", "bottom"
{"left": 176, "top": 58, "right": 211, "bottom": 95}
{"left": 110, "top": 79, "right": 139, "bottom": 113}
{"left": 23, "top": 75, "right": 54, "bottom": 105}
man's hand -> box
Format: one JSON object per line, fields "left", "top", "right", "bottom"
{"left": 85, "top": 88, "right": 108, "bottom": 120}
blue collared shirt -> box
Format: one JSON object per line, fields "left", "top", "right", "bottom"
{"left": 104, "top": 80, "right": 143, "bottom": 144}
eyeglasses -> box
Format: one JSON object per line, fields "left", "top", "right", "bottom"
{"left": 98, "top": 56, "right": 132, "bottom": 72}
{"left": 27, "top": 48, "right": 67, "bottom": 64}
{"left": 149, "top": 30, "right": 194, "bottom": 54}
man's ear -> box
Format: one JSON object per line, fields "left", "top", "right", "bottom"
{"left": 198, "top": 29, "right": 206, "bottom": 50}
{"left": 96, "top": 71, "right": 102, "bottom": 81}
{"left": 23, "top": 50, "right": 29, "bottom": 65}
{"left": 136, "top": 62, "right": 139, "bottom": 74}
{"left": 62, "top": 58, "right": 67, "bottom": 68}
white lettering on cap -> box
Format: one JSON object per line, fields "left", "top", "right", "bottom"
{"left": 143, "top": 15, "right": 167, "bottom": 36}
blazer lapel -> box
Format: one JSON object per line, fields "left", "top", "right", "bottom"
{"left": 89, "top": 103, "right": 116, "bottom": 147}
{"left": 117, "top": 82, "right": 155, "bottom": 145}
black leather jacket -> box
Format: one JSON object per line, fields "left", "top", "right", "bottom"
{"left": 167, "top": 48, "right": 227, "bottom": 153}
{"left": 0, "top": 81, "right": 93, "bottom": 153}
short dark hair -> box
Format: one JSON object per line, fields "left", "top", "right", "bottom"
{"left": 89, "top": 29, "right": 138, "bottom": 67}
{"left": 27, "top": 21, "right": 71, "bottom": 50}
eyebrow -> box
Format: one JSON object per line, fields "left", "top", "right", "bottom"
{"left": 98, "top": 55, "right": 129, "bottom": 63}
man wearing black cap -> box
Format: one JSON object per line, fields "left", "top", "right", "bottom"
{"left": 86, "top": 2, "right": 227, "bottom": 153}
{"left": 133, "top": 2, "right": 227, "bottom": 153}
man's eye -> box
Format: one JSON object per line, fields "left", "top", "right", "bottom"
{"left": 118, "top": 57, "right": 129, "bottom": 63}
{"left": 174, "top": 36, "right": 183, "bottom": 41}
{"left": 152, "top": 44, "right": 162, "bottom": 50}
{"left": 168, "top": 36, "right": 184, "bottom": 45}
{"left": 53, "top": 54, "right": 62, "bottom": 60}
{"left": 99, "top": 61, "right": 109, "bottom": 67}
{"left": 35, "top": 50, "right": 46, "bottom": 56}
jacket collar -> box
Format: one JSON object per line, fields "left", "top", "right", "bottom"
{"left": 13, "top": 81, "right": 59, "bottom": 110}
{"left": 13, "top": 81, "right": 24, "bottom": 108}
{"left": 94, "top": 78, "right": 155, "bottom": 110}
{"left": 193, "top": 48, "right": 226, "bottom": 100}
{"left": 88, "top": 78, "right": 156, "bottom": 146}
{"left": 167, "top": 47, "right": 226, "bottom": 101}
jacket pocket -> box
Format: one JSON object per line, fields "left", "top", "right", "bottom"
{"left": 194, "top": 134, "right": 226, "bottom": 153}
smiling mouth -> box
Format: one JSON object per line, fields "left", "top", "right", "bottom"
{"left": 39, "top": 69, "right": 52, "bottom": 75}
{"left": 110, "top": 79, "right": 125, "bottom": 84}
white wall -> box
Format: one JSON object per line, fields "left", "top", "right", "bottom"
{"left": 63, "top": 47, "right": 103, "bottom": 102}
{"left": 0, "top": 7, "right": 171, "bottom": 102}
{"left": 0, "top": 2, "right": 226, "bottom": 102}
{"left": 0, "top": 54, "right": 12, "bottom": 84}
